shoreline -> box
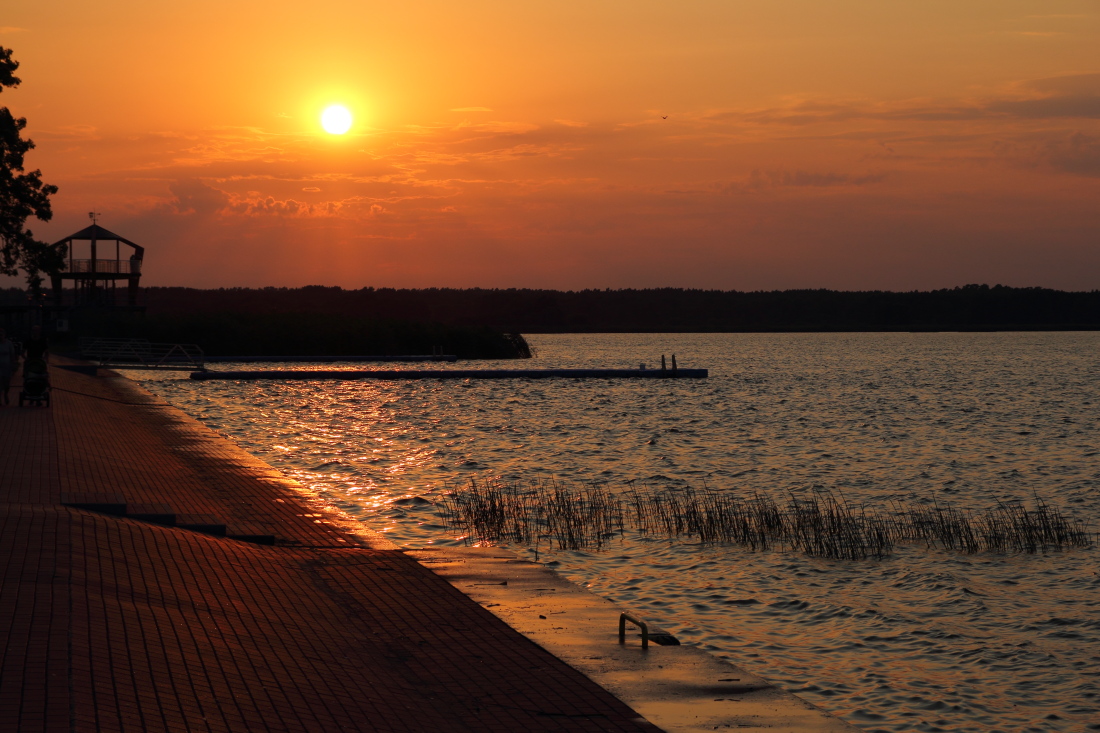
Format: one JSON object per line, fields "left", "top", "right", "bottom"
{"left": 0, "top": 358, "right": 852, "bottom": 731}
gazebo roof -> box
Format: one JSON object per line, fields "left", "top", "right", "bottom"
{"left": 53, "top": 224, "right": 144, "bottom": 257}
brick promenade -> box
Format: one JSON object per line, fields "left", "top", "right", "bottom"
{"left": 0, "top": 363, "right": 660, "bottom": 732}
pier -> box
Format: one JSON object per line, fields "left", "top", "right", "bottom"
{"left": 202, "top": 354, "right": 460, "bottom": 363}
{"left": 0, "top": 359, "right": 850, "bottom": 733}
{"left": 190, "top": 367, "right": 709, "bottom": 380}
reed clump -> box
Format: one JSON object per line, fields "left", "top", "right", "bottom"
{"left": 440, "top": 477, "right": 624, "bottom": 553}
{"left": 896, "top": 495, "right": 1092, "bottom": 554}
{"left": 439, "top": 479, "right": 1092, "bottom": 560}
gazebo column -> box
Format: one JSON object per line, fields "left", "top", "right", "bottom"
{"left": 89, "top": 235, "right": 97, "bottom": 299}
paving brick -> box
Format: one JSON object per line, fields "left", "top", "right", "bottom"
{"left": 124, "top": 503, "right": 175, "bottom": 526}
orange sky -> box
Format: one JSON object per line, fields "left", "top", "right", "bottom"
{"left": 4, "top": 1, "right": 1100, "bottom": 289}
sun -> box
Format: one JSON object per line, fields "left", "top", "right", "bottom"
{"left": 321, "top": 105, "right": 353, "bottom": 134}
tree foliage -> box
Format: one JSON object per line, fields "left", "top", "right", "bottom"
{"left": 140, "top": 284, "right": 1100, "bottom": 332}
{"left": 0, "top": 47, "right": 61, "bottom": 292}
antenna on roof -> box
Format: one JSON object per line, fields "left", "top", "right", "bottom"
{"left": 88, "top": 211, "right": 101, "bottom": 224}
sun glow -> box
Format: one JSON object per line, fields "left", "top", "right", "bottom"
{"left": 321, "top": 105, "right": 353, "bottom": 134}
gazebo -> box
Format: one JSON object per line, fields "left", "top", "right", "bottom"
{"left": 50, "top": 224, "right": 145, "bottom": 306}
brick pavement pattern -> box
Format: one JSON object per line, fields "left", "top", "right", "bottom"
{"left": 0, "top": 364, "right": 660, "bottom": 732}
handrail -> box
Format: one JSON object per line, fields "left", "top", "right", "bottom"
{"left": 618, "top": 613, "right": 649, "bottom": 650}
{"left": 67, "top": 259, "right": 142, "bottom": 274}
{"left": 79, "top": 337, "right": 205, "bottom": 370}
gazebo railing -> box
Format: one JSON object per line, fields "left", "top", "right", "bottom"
{"left": 79, "top": 337, "right": 204, "bottom": 370}
{"left": 68, "top": 259, "right": 142, "bottom": 274}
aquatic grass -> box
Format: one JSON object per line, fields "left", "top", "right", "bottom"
{"left": 894, "top": 494, "right": 1092, "bottom": 554}
{"left": 439, "top": 479, "right": 1093, "bottom": 560}
{"left": 894, "top": 496, "right": 982, "bottom": 553}
{"left": 439, "top": 477, "right": 625, "bottom": 554}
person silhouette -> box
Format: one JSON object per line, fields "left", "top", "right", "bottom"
{"left": 24, "top": 324, "right": 48, "bottom": 362}
{"left": 0, "top": 328, "right": 15, "bottom": 406}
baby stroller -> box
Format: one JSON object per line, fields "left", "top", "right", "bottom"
{"left": 19, "top": 357, "right": 50, "bottom": 407}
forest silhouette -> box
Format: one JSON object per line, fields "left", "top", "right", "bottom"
{"left": 135, "top": 284, "right": 1100, "bottom": 333}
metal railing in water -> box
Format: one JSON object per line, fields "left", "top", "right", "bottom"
{"left": 68, "top": 259, "right": 142, "bottom": 274}
{"left": 79, "top": 337, "right": 205, "bottom": 371}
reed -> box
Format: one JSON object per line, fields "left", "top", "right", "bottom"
{"left": 439, "top": 477, "right": 625, "bottom": 553}
{"left": 439, "top": 479, "right": 1093, "bottom": 561}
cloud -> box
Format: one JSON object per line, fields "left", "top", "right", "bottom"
{"left": 980, "top": 75, "right": 1100, "bottom": 119}
{"left": 0, "top": 27, "right": 28, "bottom": 34}
{"left": 229, "top": 195, "right": 314, "bottom": 217}
{"left": 301, "top": 186, "right": 321, "bottom": 192}
{"left": 450, "top": 107, "right": 493, "bottom": 112}
{"left": 453, "top": 120, "right": 539, "bottom": 135}
{"left": 980, "top": 74, "right": 1100, "bottom": 120}
{"left": 738, "top": 99, "right": 971, "bottom": 126}
{"left": 169, "top": 179, "right": 229, "bottom": 216}
{"left": 986, "top": 95, "right": 1100, "bottom": 119}
{"left": 778, "top": 170, "right": 886, "bottom": 187}
{"left": 745, "top": 169, "right": 887, "bottom": 190}
{"left": 36, "top": 124, "right": 100, "bottom": 141}
{"left": 736, "top": 100, "right": 865, "bottom": 125}
{"left": 1043, "top": 132, "right": 1100, "bottom": 177}
{"left": 554, "top": 119, "right": 588, "bottom": 128}
{"left": 727, "top": 73, "right": 1100, "bottom": 127}
{"left": 1024, "top": 72, "right": 1100, "bottom": 96}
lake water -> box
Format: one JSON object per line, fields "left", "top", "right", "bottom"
{"left": 132, "top": 333, "right": 1100, "bottom": 732}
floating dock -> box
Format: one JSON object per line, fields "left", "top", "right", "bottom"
{"left": 190, "top": 367, "right": 708, "bottom": 380}
{"left": 203, "top": 354, "right": 459, "bottom": 363}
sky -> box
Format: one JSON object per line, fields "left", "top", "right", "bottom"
{"left": 3, "top": 0, "right": 1100, "bottom": 290}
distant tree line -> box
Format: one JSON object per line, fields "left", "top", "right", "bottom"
{"left": 62, "top": 309, "right": 532, "bottom": 360}
{"left": 138, "top": 284, "right": 1100, "bottom": 333}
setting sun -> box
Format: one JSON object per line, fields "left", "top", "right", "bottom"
{"left": 320, "top": 105, "right": 352, "bottom": 134}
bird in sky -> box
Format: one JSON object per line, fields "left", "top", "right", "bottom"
{"left": 662, "top": 115, "right": 668, "bottom": 119}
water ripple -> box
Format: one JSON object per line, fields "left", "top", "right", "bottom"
{"left": 133, "top": 332, "right": 1100, "bottom": 731}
